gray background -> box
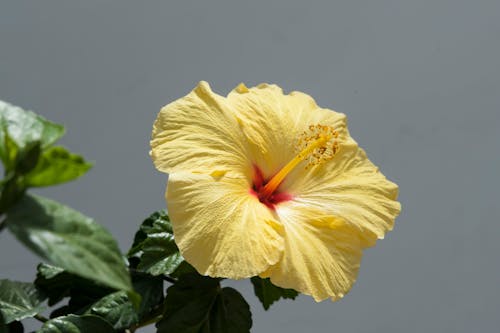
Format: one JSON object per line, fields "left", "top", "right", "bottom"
{"left": 1, "top": 0, "right": 499, "bottom": 332}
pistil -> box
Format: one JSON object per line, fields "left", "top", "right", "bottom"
{"left": 251, "top": 124, "right": 339, "bottom": 209}
{"left": 259, "top": 134, "right": 329, "bottom": 199}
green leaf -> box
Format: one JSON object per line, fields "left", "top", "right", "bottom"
{"left": 250, "top": 277, "right": 298, "bottom": 310}
{"left": 37, "top": 263, "right": 65, "bottom": 279}
{"left": 0, "top": 100, "right": 64, "bottom": 149}
{"left": 128, "top": 210, "right": 183, "bottom": 276}
{"left": 209, "top": 287, "right": 253, "bottom": 333}
{"left": 38, "top": 314, "right": 114, "bottom": 333}
{"left": 0, "top": 279, "right": 47, "bottom": 323}
{"left": 170, "top": 260, "right": 197, "bottom": 278}
{"left": 157, "top": 274, "right": 252, "bottom": 333}
{"left": 34, "top": 263, "right": 113, "bottom": 308}
{"left": 0, "top": 305, "right": 24, "bottom": 333}
{"left": 0, "top": 133, "right": 18, "bottom": 174}
{"left": 0, "top": 100, "right": 64, "bottom": 169}
{"left": 23, "top": 146, "right": 92, "bottom": 187}
{"left": 0, "top": 176, "right": 25, "bottom": 213}
{"left": 35, "top": 264, "right": 142, "bottom": 319}
{"left": 6, "top": 195, "right": 132, "bottom": 293}
{"left": 80, "top": 273, "right": 164, "bottom": 329}
{"left": 0, "top": 307, "right": 9, "bottom": 333}
{"left": 86, "top": 291, "right": 138, "bottom": 330}
{"left": 131, "top": 272, "right": 164, "bottom": 318}
{"left": 0, "top": 317, "right": 23, "bottom": 333}
{"left": 15, "top": 141, "right": 41, "bottom": 175}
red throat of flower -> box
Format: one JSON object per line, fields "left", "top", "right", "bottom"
{"left": 250, "top": 165, "right": 292, "bottom": 210}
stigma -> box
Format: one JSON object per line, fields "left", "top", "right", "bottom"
{"left": 252, "top": 124, "right": 339, "bottom": 208}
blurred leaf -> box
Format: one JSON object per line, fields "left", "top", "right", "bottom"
{"left": 37, "top": 263, "right": 65, "bottom": 279}
{"left": 15, "top": 141, "right": 41, "bottom": 175}
{"left": 157, "top": 274, "right": 252, "bottom": 333}
{"left": 0, "top": 176, "right": 25, "bottom": 213}
{"left": 0, "top": 279, "right": 47, "bottom": 323}
{"left": 0, "top": 100, "right": 64, "bottom": 170}
{"left": 0, "top": 132, "right": 19, "bottom": 172}
{"left": 38, "top": 314, "right": 114, "bottom": 333}
{"left": 250, "top": 277, "right": 298, "bottom": 310}
{"left": 0, "top": 100, "right": 64, "bottom": 149}
{"left": 126, "top": 290, "right": 142, "bottom": 312}
{"left": 86, "top": 291, "right": 138, "bottom": 330}
{"left": 0, "top": 314, "right": 23, "bottom": 333}
{"left": 6, "top": 195, "right": 132, "bottom": 293}
{"left": 128, "top": 210, "right": 183, "bottom": 276}
{"left": 23, "top": 146, "right": 92, "bottom": 187}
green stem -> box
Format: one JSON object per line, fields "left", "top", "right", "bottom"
{"left": 34, "top": 314, "right": 49, "bottom": 323}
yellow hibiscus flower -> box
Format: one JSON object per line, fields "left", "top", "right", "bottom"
{"left": 150, "top": 81, "right": 401, "bottom": 301}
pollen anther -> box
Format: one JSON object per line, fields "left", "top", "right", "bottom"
{"left": 298, "top": 124, "right": 340, "bottom": 168}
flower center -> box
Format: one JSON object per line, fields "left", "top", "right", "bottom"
{"left": 251, "top": 165, "right": 292, "bottom": 210}
{"left": 251, "top": 124, "right": 339, "bottom": 209}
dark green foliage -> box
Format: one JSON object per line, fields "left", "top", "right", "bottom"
{"left": 0, "top": 176, "right": 25, "bottom": 213}
{"left": 85, "top": 291, "right": 138, "bottom": 330}
{"left": 157, "top": 273, "right": 252, "bottom": 333}
{"left": 14, "top": 141, "right": 41, "bottom": 175}
{"left": 131, "top": 272, "right": 164, "bottom": 318}
{"left": 34, "top": 263, "right": 113, "bottom": 311}
{"left": 251, "top": 277, "right": 298, "bottom": 310}
{"left": 38, "top": 315, "right": 114, "bottom": 333}
{"left": 170, "top": 260, "right": 198, "bottom": 278}
{"left": 128, "top": 210, "right": 183, "bottom": 276}
{"left": 35, "top": 264, "right": 166, "bottom": 330}
{"left": 0, "top": 312, "right": 7, "bottom": 333}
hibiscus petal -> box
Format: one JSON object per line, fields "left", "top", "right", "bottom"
{"left": 286, "top": 145, "right": 401, "bottom": 245}
{"left": 262, "top": 202, "right": 363, "bottom": 301}
{"left": 166, "top": 172, "right": 285, "bottom": 279}
{"left": 227, "top": 83, "right": 349, "bottom": 178}
{"left": 151, "top": 81, "right": 249, "bottom": 176}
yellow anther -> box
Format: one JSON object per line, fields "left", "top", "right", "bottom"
{"left": 260, "top": 124, "right": 339, "bottom": 198}
{"left": 299, "top": 124, "right": 339, "bottom": 168}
